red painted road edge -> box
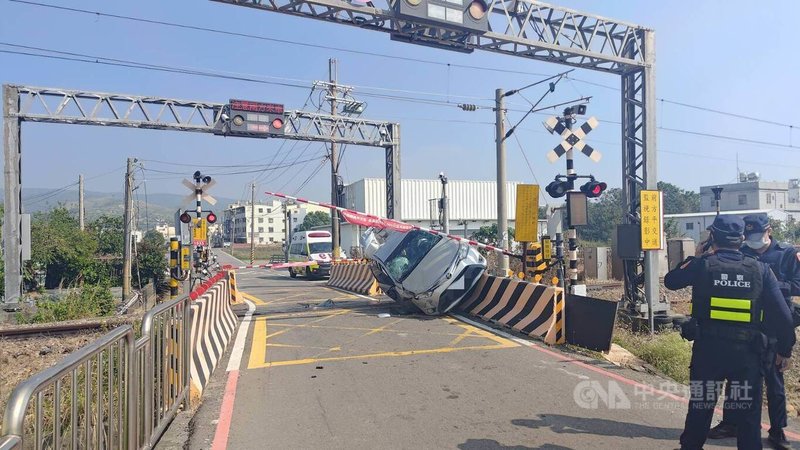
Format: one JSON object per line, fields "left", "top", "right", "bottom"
{"left": 211, "top": 370, "right": 239, "bottom": 450}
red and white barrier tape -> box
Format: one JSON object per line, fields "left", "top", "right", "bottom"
{"left": 223, "top": 261, "right": 317, "bottom": 271}
{"left": 266, "top": 191, "right": 521, "bottom": 258}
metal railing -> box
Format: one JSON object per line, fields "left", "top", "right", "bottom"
{"left": 1, "top": 325, "right": 137, "bottom": 449}
{"left": 135, "top": 295, "right": 190, "bottom": 449}
{"left": 1, "top": 296, "right": 192, "bottom": 450}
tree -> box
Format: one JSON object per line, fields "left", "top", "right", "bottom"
{"left": 579, "top": 188, "right": 623, "bottom": 244}
{"left": 135, "top": 230, "right": 168, "bottom": 289}
{"left": 470, "top": 224, "right": 515, "bottom": 246}
{"left": 769, "top": 218, "right": 800, "bottom": 244}
{"left": 89, "top": 215, "right": 125, "bottom": 255}
{"left": 296, "top": 211, "right": 331, "bottom": 231}
{"left": 657, "top": 181, "right": 700, "bottom": 214}
{"left": 29, "top": 207, "right": 98, "bottom": 289}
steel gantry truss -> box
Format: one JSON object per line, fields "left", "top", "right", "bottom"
{"left": 2, "top": 84, "right": 400, "bottom": 307}
{"left": 210, "top": 0, "right": 662, "bottom": 318}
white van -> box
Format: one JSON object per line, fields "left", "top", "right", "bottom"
{"left": 288, "top": 231, "right": 336, "bottom": 278}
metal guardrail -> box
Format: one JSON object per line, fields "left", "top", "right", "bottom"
{"left": 1, "top": 296, "right": 192, "bottom": 450}
{"left": 1, "top": 325, "right": 137, "bottom": 449}
{"left": 135, "top": 295, "right": 190, "bottom": 449}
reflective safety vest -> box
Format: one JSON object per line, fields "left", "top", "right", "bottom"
{"left": 691, "top": 254, "right": 763, "bottom": 327}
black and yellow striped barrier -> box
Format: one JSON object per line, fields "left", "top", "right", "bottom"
{"left": 327, "top": 260, "right": 382, "bottom": 296}
{"left": 458, "top": 273, "right": 565, "bottom": 345}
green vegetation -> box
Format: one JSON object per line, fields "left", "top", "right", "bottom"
{"left": 770, "top": 217, "right": 800, "bottom": 243}
{"left": 17, "top": 284, "right": 115, "bottom": 324}
{"left": 613, "top": 327, "right": 692, "bottom": 384}
{"left": 296, "top": 211, "right": 331, "bottom": 232}
{"left": 223, "top": 245, "right": 284, "bottom": 262}
{"left": 23, "top": 206, "right": 167, "bottom": 292}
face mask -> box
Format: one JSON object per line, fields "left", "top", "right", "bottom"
{"left": 745, "top": 233, "right": 770, "bottom": 250}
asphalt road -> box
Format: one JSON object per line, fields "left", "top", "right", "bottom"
{"left": 183, "top": 267, "right": 797, "bottom": 450}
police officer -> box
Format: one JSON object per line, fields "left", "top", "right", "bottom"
{"left": 666, "top": 215, "right": 795, "bottom": 450}
{"left": 708, "top": 214, "right": 800, "bottom": 449}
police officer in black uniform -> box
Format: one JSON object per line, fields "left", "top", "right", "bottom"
{"left": 666, "top": 215, "right": 795, "bottom": 450}
{"left": 708, "top": 214, "right": 800, "bottom": 449}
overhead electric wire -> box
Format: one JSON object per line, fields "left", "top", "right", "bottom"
{"left": 11, "top": 0, "right": 796, "bottom": 131}
{"left": 1, "top": 44, "right": 796, "bottom": 155}
{"left": 139, "top": 156, "right": 326, "bottom": 176}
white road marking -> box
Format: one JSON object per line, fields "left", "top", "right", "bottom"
{"left": 226, "top": 299, "right": 256, "bottom": 372}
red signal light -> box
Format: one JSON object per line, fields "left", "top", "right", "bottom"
{"left": 271, "top": 118, "right": 284, "bottom": 130}
{"left": 580, "top": 180, "right": 607, "bottom": 199}
{"left": 206, "top": 211, "right": 217, "bottom": 224}
{"left": 179, "top": 212, "right": 192, "bottom": 224}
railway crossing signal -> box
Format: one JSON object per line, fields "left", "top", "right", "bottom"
{"left": 580, "top": 180, "right": 607, "bottom": 198}
{"left": 543, "top": 115, "right": 602, "bottom": 164}
{"left": 545, "top": 179, "right": 570, "bottom": 198}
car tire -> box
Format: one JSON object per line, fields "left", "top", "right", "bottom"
{"left": 289, "top": 268, "right": 297, "bottom": 278}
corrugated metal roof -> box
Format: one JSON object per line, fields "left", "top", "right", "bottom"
{"left": 344, "top": 178, "right": 521, "bottom": 221}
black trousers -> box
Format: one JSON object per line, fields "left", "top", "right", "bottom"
{"left": 680, "top": 335, "right": 764, "bottom": 450}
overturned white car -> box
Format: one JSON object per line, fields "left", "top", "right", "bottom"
{"left": 362, "top": 228, "right": 486, "bottom": 315}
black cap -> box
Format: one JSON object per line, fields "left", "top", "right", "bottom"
{"left": 709, "top": 215, "right": 744, "bottom": 246}
{"left": 743, "top": 214, "right": 770, "bottom": 234}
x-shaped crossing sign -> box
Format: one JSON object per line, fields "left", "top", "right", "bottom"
{"left": 543, "top": 116, "right": 602, "bottom": 163}
{"left": 182, "top": 178, "right": 217, "bottom": 206}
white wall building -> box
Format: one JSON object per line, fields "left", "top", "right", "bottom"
{"left": 700, "top": 179, "right": 800, "bottom": 217}
{"left": 665, "top": 209, "right": 790, "bottom": 243}
{"left": 335, "top": 178, "right": 537, "bottom": 254}
{"left": 222, "top": 200, "right": 329, "bottom": 245}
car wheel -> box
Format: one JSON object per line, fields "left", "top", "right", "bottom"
{"left": 289, "top": 268, "right": 297, "bottom": 278}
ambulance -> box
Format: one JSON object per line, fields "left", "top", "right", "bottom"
{"left": 287, "top": 231, "right": 337, "bottom": 278}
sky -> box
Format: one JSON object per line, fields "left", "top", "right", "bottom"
{"left": 1, "top": 0, "right": 799, "bottom": 209}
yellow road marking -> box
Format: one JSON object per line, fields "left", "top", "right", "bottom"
{"left": 262, "top": 323, "right": 469, "bottom": 337}
{"left": 247, "top": 311, "right": 350, "bottom": 368}
{"left": 247, "top": 314, "right": 268, "bottom": 369}
{"left": 308, "top": 318, "right": 404, "bottom": 360}
{"left": 266, "top": 343, "right": 335, "bottom": 351}
{"left": 448, "top": 328, "right": 477, "bottom": 346}
{"left": 254, "top": 342, "right": 518, "bottom": 368}
{"left": 247, "top": 316, "right": 519, "bottom": 369}
{"left": 240, "top": 291, "right": 269, "bottom": 305}
{"left": 255, "top": 309, "right": 369, "bottom": 321}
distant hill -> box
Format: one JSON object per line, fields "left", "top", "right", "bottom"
{"left": 4, "top": 188, "right": 238, "bottom": 228}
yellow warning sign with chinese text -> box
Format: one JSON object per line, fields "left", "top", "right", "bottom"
{"left": 640, "top": 190, "right": 663, "bottom": 250}
{"left": 515, "top": 184, "right": 540, "bottom": 242}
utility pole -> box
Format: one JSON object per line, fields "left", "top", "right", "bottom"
{"left": 250, "top": 182, "right": 256, "bottom": 265}
{"left": 563, "top": 110, "right": 578, "bottom": 292}
{"left": 439, "top": 172, "right": 449, "bottom": 234}
{"left": 284, "top": 201, "right": 291, "bottom": 262}
{"left": 495, "top": 89, "right": 509, "bottom": 276}
{"left": 78, "top": 174, "right": 85, "bottom": 231}
{"left": 122, "top": 157, "right": 136, "bottom": 302}
{"left": 329, "top": 58, "right": 341, "bottom": 259}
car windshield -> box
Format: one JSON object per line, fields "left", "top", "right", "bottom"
{"left": 384, "top": 230, "right": 442, "bottom": 281}
{"left": 309, "top": 242, "right": 332, "bottom": 254}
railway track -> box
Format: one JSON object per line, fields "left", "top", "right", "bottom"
{"left": 0, "top": 316, "right": 136, "bottom": 338}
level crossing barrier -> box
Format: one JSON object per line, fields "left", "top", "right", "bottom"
{"left": 458, "top": 274, "right": 565, "bottom": 345}
{"left": 327, "top": 259, "right": 382, "bottom": 296}
{"left": 0, "top": 271, "right": 236, "bottom": 449}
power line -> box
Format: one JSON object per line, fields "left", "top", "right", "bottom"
{"left": 3, "top": 43, "right": 799, "bottom": 155}
{"left": 11, "top": 0, "right": 797, "bottom": 131}
{"left": 139, "top": 156, "right": 327, "bottom": 176}
{"left": 7, "top": 0, "right": 551, "bottom": 80}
